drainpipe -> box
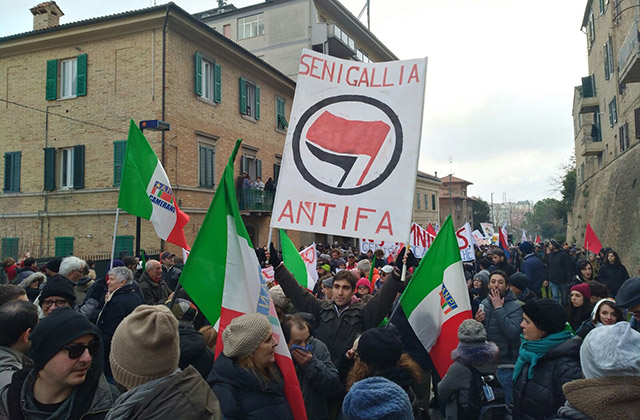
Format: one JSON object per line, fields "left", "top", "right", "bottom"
{"left": 42, "top": 104, "right": 60, "bottom": 257}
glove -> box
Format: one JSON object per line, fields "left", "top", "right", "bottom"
{"left": 269, "top": 242, "right": 282, "bottom": 268}
{"left": 395, "top": 247, "right": 419, "bottom": 268}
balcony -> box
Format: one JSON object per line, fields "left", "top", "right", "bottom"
{"left": 327, "top": 23, "right": 356, "bottom": 59}
{"left": 237, "top": 188, "right": 274, "bottom": 213}
{"left": 579, "top": 75, "right": 598, "bottom": 113}
{"left": 619, "top": 22, "right": 640, "bottom": 84}
{"left": 579, "top": 95, "right": 599, "bottom": 114}
{"left": 580, "top": 131, "right": 604, "bottom": 157}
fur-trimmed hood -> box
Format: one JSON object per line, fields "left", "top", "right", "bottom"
{"left": 451, "top": 341, "right": 499, "bottom": 369}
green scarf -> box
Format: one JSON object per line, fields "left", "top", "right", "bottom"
{"left": 513, "top": 325, "right": 573, "bottom": 382}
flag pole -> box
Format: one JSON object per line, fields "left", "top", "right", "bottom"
{"left": 109, "top": 208, "right": 120, "bottom": 270}
{"left": 267, "top": 227, "right": 273, "bottom": 247}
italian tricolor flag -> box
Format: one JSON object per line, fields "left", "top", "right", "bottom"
{"left": 117, "top": 120, "right": 190, "bottom": 249}
{"left": 179, "top": 140, "right": 307, "bottom": 420}
{"left": 399, "top": 215, "right": 471, "bottom": 377}
{"left": 280, "top": 230, "right": 318, "bottom": 291}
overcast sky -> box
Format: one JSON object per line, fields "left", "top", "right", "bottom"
{"left": 1, "top": 0, "right": 588, "bottom": 204}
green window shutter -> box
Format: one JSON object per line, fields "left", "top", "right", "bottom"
{"left": 4, "top": 153, "right": 10, "bottom": 192}
{"left": 273, "top": 163, "right": 280, "bottom": 182}
{"left": 113, "top": 140, "right": 126, "bottom": 187}
{"left": 432, "top": 194, "right": 436, "bottom": 210}
{"left": 254, "top": 85, "right": 260, "bottom": 120}
{"left": 73, "top": 145, "right": 85, "bottom": 189}
{"left": 256, "top": 159, "right": 262, "bottom": 179}
{"left": 214, "top": 62, "right": 222, "bottom": 103}
{"left": 2, "top": 238, "right": 19, "bottom": 260}
{"left": 46, "top": 59, "right": 58, "bottom": 100}
{"left": 613, "top": 97, "right": 618, "bottom": 123}
{"left": 115, "top": 235, "right": 133, "bottom": 257}
{"left": 3, "top": 152, "right": 19, "bottom": 192}
{"left": 239, "top": 77, "right": 247, "bottom": 114}
{"left": 581, "top": 76, "right": 594, "bottom": 98}
{"left": 55, "top": 236, "right": 74, "bottom": 257}
{"left": 199, "top": 145, "right": 206, "bottom": 187}
{"left": 416, "top": 192, "right": 420, "bottom": 209}
{"left": 195, "top": 52, "right": 202, "bottom": 96}
{"left": 76, "top": 54, "right": 87, "bottom": 97}
{"left": 44, "top": 147, "right": 56, "bottom": 191}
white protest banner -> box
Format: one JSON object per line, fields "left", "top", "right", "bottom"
{"left": 299, "top": 243, "right": 319, "bottom": 290}
{"left": 359, "top": 239, "right": 400, "bottom": 259}
{"left": 360, "top": 223, "right": 434, "bottom": 259}
{"left": 271, "top": 49, "right": 428, "bottom": 242}
{"left": 471, "top": 229, "right": 485, "bottom": 244}
{"left": 456, "top": 222, "right": 476, "bottom": 261}
{"left": 480, "top": 223, "right": 495, "bottom": 240}
{"left": 261, "top": 266, "right": 275, "bottom": 283}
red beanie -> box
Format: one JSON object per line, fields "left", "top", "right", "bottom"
{"left": 571, "top": 283, "right": 591, "bottom": 300}
{"left": 356, "top": 278, "right": 372, "bottom": 293}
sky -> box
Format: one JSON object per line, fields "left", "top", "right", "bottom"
{"left": 1, "top": 0, "right": 588, "bottom": 204}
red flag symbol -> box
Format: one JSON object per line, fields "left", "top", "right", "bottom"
{"left": 584, "top": 222, "right": 603, "bottom": 254}
{"left": 305, "top": 111, "right": 390, "bottom": 186}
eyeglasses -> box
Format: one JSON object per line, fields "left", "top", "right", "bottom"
{"left": 42, "top": 299, "right": 69, "bottom": 309}
{"left": 63, "top": 341, "right": 99, "bottom": 359}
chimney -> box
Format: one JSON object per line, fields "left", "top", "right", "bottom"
{"left": 30, "top": 2, "right": 64, "bottom": 31}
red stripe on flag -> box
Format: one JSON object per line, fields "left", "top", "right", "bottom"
{"left": 213, "top": 306, "right": 245, "bottom": 359}
{"left": 429, "top": 310, "right": 472, "bottom": 378}
{"left": 166, "top": 197, "right": 191, "bottom": 250}
{"left": 275, "top": 353, "right": 308, "bottom": 420}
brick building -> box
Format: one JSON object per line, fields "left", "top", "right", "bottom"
{"left": 0, "top": 2, "right": 295, "bottom": 259}
{"left": 439, "top": 174, "right": 475, "bottom": 228}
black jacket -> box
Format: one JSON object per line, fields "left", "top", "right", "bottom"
{"left": 513, "top": 337, "right": 583, "bottom": 420}
{"left": 208, "top": 354, "right": 294, "bottom": 420}
{"left": 546, "top": 250, "right": 573, "bottom": 285}
{"left": 178, "top": 323, "right": 215, "bottom": 380}
{"left": 596, "top": 263, "right": 629, "bottom": 297}
{"left": 480, "top": 290, "right": 523, "bottom": 365}
{"left": 138, "top": 272, "right": 171, "bottom": 305}
{"left": 96, "top": 284, "right": 143, "bottom": 378}
{"left": 162, "top": 265, "right": 182, "bottom": 291}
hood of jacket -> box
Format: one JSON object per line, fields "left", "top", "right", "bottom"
{"left": 562, "top": 376, "right": 640, "bottom": 419}
{"left": 0, "top": 346, "right": 23, "bottom": 372}
{"left": 543, "top": 336, "right": 582, "bottom": 361}
{"left": 451, "top": 341, "right": 499, "bottom": 371}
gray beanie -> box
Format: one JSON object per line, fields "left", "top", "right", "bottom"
{"left": 473, "top": 270, "right": 490, "bottom": 285}
{"left": 222, "top": 313, "right": 272, "bottom": 358}
{"left": 458, "top": 319, "right": 487, "bottom": 343}
{"left": 581, "top": 321, "right": 640, "bottom": 379}
{"left": 110, "top": 305, "right": 179, "bottom": 389}
{"left": 357, "top": 259, "right": 371, "bottom": 275}
{"left": 269, "top": 285, "right": 289, "bottom": 309}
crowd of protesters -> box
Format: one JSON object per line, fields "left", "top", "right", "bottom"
{"left": 0, "top": 237, "right": 638, "bottom": 420}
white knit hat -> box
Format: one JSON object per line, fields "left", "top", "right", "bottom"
{"left": 222, "top": 313, "right": 271, "bottom": 358}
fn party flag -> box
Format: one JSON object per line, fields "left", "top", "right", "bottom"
{"left": 398, "top": 216, "right": 471, "bottom": 377}
{"left": 179, "top": 139, "right": 307, "bottom": 420}
{"left": 118, "top": 120, "right": 190, "bottom": 249}
{"left": 280, "top": 230, "right": 318, "bottom": 291}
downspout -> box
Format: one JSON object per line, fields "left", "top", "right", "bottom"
{"left": 160, "top": 5, "right": 170, "bottom": 252}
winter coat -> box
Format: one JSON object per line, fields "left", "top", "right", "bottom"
{"left": 161, "top": 265, "right": 181, "bottom": 291}
{"left": 105, "top": 366, "right": 221, "bottom": 420}
{"left": 295, "top": 337, "right": 342, "bottom": 420}
{"left": 0, "top": 347, "right": 28, "bottom": 392}
{"left": 0, "top": 365, "right": 117, "bottom": 420}
{"left": 596, "top": 263, "right": 629, "bottom": 297}
{"left": 74, "top": 276, "right": 95, "bottom": 304}
{"left": 138, "top": 272, "right": 171, "bottom": 305}
{"left": 14, "top": 268, "right": 36, "bottom": 285}
{"left": 178, "top": 323, "right": 215, "bottom": 380}
{"left": 546, "top": 250, "right": 573, "bottom": 285}
{"left": 516, "top": 289, "right": 537, "bottom": 305}
{"left": 513, "top": 337, "right": 583, "bottom": 420}
{"left": 554, "top": 376, "right": 640, "bottom": 420}
{"left": 438, "top": 341, "right": 499, "bottom": 420}
{"left": 480, "top": 290, "right": 523, "bottom": 365}
{"left": 275, "top": 263, "right": 403, "bottom": 371}
{"left": 521, "top": 254, "right": 545, "bottom": 296}
{"left": 96, "top": 283, "right": 142, "bottom": 378}
{"left": 362, "top": 362, "right": 423, "bottom": 419}
{"left": 496, "top": 260, "right": 515, "bottom": 276}
{"left": 208, "top": 354, "right": 294, "bottom": 420}
{"left": 574, "top": 318, "right": 596, "bottom": 339}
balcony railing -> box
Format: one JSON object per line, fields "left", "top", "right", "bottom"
{"left": 619, "top": 21, "right": 640, "bottom": 84}
{"left": 237, "top": 188, "right": 275, "bottom": 212}
{"left": 327, "top": 22, "right": 356, "bottom": 58}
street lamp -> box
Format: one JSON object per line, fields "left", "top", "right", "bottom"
{"left": 490, "top": 192, "right": 495, "bottom": 226}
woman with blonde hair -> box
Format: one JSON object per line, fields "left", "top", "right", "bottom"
{"left": 208, "top": 313, "right": 294, "bottom": 420}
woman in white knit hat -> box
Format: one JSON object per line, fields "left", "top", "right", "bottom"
{"left": 208, "top": 313, "right": 294, "bottom": 420}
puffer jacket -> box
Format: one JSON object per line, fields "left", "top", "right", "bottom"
{"left": 208, "top": 354, "right": 294, "bottom": 420}
{"left": 513, "top": 337, "right": 583, "bottom": 420}
{"left": 480, "top": 290, "right": 523, "bottom": 365}
{"left": 554, "top": 376, "right": 640, "bottom": 420}
{"left": 275, "top": 264, "right": 403, "bottom": 371}
{"left": 105, "top": 366, "right": 221, "bottom": 419}
{"left": 546, "top": 250, "right": 573, "bottom": 285}
{"left": 178, "top": 323, "right": 215, "bottom": 380}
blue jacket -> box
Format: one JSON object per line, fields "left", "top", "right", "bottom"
{"left": 521, "top": 254, "right": 545, "bottom": 294}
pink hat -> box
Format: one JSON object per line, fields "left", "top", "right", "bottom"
{"left": 356, "top": 278, "right": 372, "bottom": 293}
{"left": 571, "top": 283, "right": 591, "bottom": 300}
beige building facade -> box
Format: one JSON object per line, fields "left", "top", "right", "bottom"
{"left": 0, "top": 2, "right": 296, "bottom": 260}
{"left": 568, "top": 0, "right": 640, "bottom": 268}
{"left": 413, "top": 171, "right": 441, "bottom": 228}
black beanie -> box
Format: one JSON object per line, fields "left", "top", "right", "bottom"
{"left": 509, "top": 272, "right": 529, "bottom": 291}
{"left": 522, "top": 298, "right": 567, "bottom": 335}
{"left": 45, "top": 259, "right": 62, "bottom": 273}
{"left": 357, "top": 328, "right": 403, "bottom": 368}
{"left": 29, "top": 307, "right": 99, "bottom": 371}
{"left": 39, "top": 275, "right": 76, "bottom": 307}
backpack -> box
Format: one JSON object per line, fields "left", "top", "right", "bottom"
{"left": 457, "top": 364, "right": 511, "bottom": 420}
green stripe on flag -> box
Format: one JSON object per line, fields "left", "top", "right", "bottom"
{"left": 399, "top": 216, "right": 461, "bottom": 315}
{"left": 280, "top": 229, "right": 310, "bottom": 289}
{"left": 178, "top": 139, "right": 246, "bottom": 326}
{"left": 117, "top": 120, "right": 156, "bottom": 219}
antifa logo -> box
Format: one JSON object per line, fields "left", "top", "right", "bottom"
{"left": 292, "top": 95, "right": 403, "bottom": 195}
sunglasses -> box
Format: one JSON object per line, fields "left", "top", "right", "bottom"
{"left": 63, "top": 341, "right": 99, "bottom": 359}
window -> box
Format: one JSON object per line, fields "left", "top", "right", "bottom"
{"left": 239, "top": 77, "right": 260, "bottom": 119}
{"left": 113, "top": 140, "right": 126, "bottom": 187}
{"left": 55, "top": 237, "right": 74, "bottom": 257}
{"left": 432, "top": 194, "right": 436, "bottom": 210}
{"left": 4, "top": 151, "right": 21, "bottom": 193}
{"left": 199, "top": 143, "right": 216, "bottom": 188}
{"left": 195, "top": 53, "right": 221, "bottom": 103}
{"left": 609, "top": 96, "right": 618, "bottom": 127}
{"left": 416, "top": 192, "right": 421, "bottom": 209}
{"left": 604, "top": 36, "right": 614, "bottom": 80}
{"left": 44, "top": 145, "right": 85, "bottom": 190}
{"left": 241, "top": 153, "right": 262, "bottom": 182}
{"left": 635, "top": 108, "right": 640, "bottom": 139}
{"left": 587, "top": 11, "right": 595, "bottom": 49}
{"left": 237, "top": 13, "right": 264, "bottom": 40}
{"left": 581, "top": 162, "right": 585, "bottom": 183}
{"left": 276, "top": 97, "right": 288, "bottom": 131}
{"left": 223, "top": 24, "right": 231, "bottom": 38}
{"left": 273, "top": 162, "right": 281, "bottom": 183}
{"left": 1, "top": 238, "right": 18, "bottom": 260}
{"left": 599, "top": 0, "right": 605, "bottom": 14}
{"left": 619, "top": 122, "right": 630, "bottom": 152}
{"left": 46, "top": 54, "right": 87, "bottom": 100}
{"left": 424, "top": 194, "right": 428, "bottom": 210}
{"left": 114, "top": 235, "right": 133, "bottom": 258}
{"left": 356, "top": 49, "right": 371, "bottom": 63}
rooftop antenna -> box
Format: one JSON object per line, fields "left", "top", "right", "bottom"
{"left": 448, "top": 156, "right": 453, "bottom": 218}
{"left": 357, "top": 0, "right": 371, "bottom": 29}
{"left": 217, "top": 0, "right": 227, "bottom": 8}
